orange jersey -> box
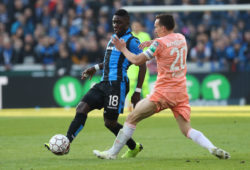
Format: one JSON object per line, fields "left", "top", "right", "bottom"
{"left": 144, "top": 33, "right": 190, "bottom": 121}
{"left": 144, "top": 33, "right": 188, "bottom": 93}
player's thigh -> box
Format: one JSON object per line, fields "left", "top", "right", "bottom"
{"left": 104, "top": 81, "right": 128, "bottom": 116}
{"left": 126, "top": 98, "right": 156, "bottom": 124}
{"left": 82, "top": 83, "right": 105, "bottom": 110}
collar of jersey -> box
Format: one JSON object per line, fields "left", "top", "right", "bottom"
{"left": 114, "top": 28, "right": 131, "bottom": 38}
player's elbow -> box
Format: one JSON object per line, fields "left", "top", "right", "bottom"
{"left": 134, "top": 61, "right": 142, "bottom": 66}
{"left": 129, "top": 57, "right": 140, "bottom": 65}
{"left": 134, "top": 60, "right": 143, "bottom": 66}
{"left": 129, "top": 54, "right": 147, "bottom": 65}
{"left": 134, "top": 58, "right": 146, "bottom": 66}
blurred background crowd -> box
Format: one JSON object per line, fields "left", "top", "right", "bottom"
{"left": 0, "top": 0, "right": 249, "bottom": 75}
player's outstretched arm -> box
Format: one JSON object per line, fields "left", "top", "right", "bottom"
{"left": 112, "top": 36, "right": 148, "bottom": 65}
{"left": 81, "top": 63, "right": 103, "bottom": 80}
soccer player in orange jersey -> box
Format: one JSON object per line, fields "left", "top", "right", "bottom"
{"left": 93, "top": 14, "right": 230, "bottom": 160}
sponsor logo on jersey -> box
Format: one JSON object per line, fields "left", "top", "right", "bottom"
{"left": 107, "top": 46, "right": 118, "bottom": 51}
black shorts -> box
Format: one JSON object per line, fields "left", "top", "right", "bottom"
{"left": 82, "top": 80, "right": 129, "bottom": 119}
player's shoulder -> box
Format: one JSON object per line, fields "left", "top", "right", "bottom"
{"left": 176, "top": 33, "right": 186, "bottom": 40}
{"left": 128, "top": 35, "right": 141, "bottom": 49}
{"left": 153, "top": 38, "right": 163, "bottom": 47}
{"left": 130, "top": 35, "right": 141, "bottom": 44}
{"left": 161, "top": 33, "right": 186, "bottom": 45}
{"left": 172, "top": 33, "right": 186, "bottom": 41}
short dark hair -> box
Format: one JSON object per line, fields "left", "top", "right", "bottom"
{"left": 114, "top": 9, "right": 129, "bottom": 20}
{"left": 156, "top": 14, "right": 175, "bottom": 30}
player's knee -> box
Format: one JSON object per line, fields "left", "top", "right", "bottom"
{"left": 76, "top": 103, "right": 84, "bottom": 113}
{"left": 76, "top": 102, "right": 89, "bottom": 114}
{"left": 126, "top": 113, "right": 137, "bottom": 125}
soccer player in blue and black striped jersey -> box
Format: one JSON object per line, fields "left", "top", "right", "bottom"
{"left": 45, "top": 9, "right": 146, "bottom": 158}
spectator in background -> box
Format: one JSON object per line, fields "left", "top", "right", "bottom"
{"left": 98, "top": 34, "right": 110, "bottom": 59}
{"left": 11, "top": 14, "right": 33, "bottom": 36}
{"left": 111, "top": 0, "right": 122, "bottom": 16}
{"left": 67, "top": 8, "right": 81, "bottom": 36}
{"left": 226, "top": 40, "right": 243, "bottom": 72}
{"left": 34, "top": 0, "right": 44, "bottom": 23}
{"left": 34, "top": 23, "right": 45, "bottom": 40}
{"left": 242, "top": 31, "right": 250, "bottom": 71}
{"left": 190, "top": 41, "right": 211, "bottom": 66}
{"left": 53, "top": 1, "right": 65, "bottom": 26}
{"left": 57, "top": 27, "right": 67, "bottom": 44}
{"left": 49, "top": 18, "right": 59, "bottom": 39}
{"left": 12, "top": 38, "right": 23, "bottom": 64}
{"left": 71, "top": 41, "right": 87, "bottom": 65}
{"left": 0, "top": 22, "right": 6, "bottom": 34}
{"left": 75, "top": 0, "right": 90, "bottom": 18}
{"left": 38, "top": 36, "right": 58, "bottom": 68}
{"left": 98, "top": 16, "right": 110, "bottom": 33}
{"left": 0, "top": 3, "right": 8, "bottom": 26}
{"left": 202, "top": 11, "right": 213, "bottom": 28}
{"left": 85, "top": 33, "right": 102, "bottom": 63}
{"left": 34, "top": 36, "right": 43, "bottom": 63}
{"left": 22, "top": 34, "right": 35, "bottom": 64}
{"left": 12, "top": 0, "right": 25, "bottom": 23}
{"left": 83, "top": 8, "right": 95, "bottom": 30}
{"left": 41, "top": 5, "right": 51, "bottom": 30}
{"left": 23, "top": 8, "right": 34, "bottom": 32}
{"left": 48, "top": 0, "right": 58, "bottom": 15}
{"left": 55, "top": 43, "right": 72, "bottom": 76}
{"left": 211, "top": 38, "right": 227, "bottom": 71}
{"left": 144, "top": 13, "right": 155, "bottom": 37}
{"left": 1, "top": 37, "right": 14, "bottom": 70}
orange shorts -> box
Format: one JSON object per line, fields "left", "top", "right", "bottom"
{"left": 149, "top": 91, "right": 191, "bottom": 122}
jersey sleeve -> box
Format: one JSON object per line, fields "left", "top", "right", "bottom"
{"left": 143, "top": 40, "right": 163, "bottom": 60}
{"left": 129, "top": 38, "right": 143, "bottom": 55}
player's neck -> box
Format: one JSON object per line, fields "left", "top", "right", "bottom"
{"left": 162, "top": 30, "right": 174, "bottom": 37}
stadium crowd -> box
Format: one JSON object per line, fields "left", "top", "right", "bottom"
{"left": 0, "top": 0, "right": 249, "bottom": 73}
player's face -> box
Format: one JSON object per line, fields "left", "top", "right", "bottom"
{"left": 154, "top": 19, "right": 164, "bottom": 37}
{"left": 112, "top": 15, "right": 129, "bottom": 37}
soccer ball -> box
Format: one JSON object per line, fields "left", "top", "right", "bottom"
{"left": 49, "top": 134, "right": 70, "bottom": 155}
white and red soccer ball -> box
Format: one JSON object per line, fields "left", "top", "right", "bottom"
{"left": 49, "top": 134, "right": 70, "bottom": 155}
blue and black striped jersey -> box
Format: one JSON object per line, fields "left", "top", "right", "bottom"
{"left": 101, "top": 28, "right": 142, "bottom": 81}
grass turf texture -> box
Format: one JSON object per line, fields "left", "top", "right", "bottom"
{"left": 0, "top": 107, "right": 250, "bottom": 170}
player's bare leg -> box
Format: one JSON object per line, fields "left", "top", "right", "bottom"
{"left": 93, "top": 98, "right": 156, "bottom": 159}
{"left": 176, "top": 115, "right": 230, "bottom": 159}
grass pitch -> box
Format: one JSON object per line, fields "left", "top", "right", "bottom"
{"left": 0, "top": 106, "right": 250, "bottom": 170}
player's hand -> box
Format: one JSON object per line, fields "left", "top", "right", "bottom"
{"left": 112, "top": 35, "right": 126, "bottom": 52}
{"left": 131, "top": 92, "right": 141, "bottom": 108}
{"left": 139, "top": 40, "right": 153, "bottom": 50}
{"left": 81, "top": 67, "right": 96, "bottom": 80}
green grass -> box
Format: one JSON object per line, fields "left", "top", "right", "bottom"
{"left": 0, "top": 108, "right": 250, "bottom": 170}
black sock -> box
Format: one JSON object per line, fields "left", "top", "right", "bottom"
{"left": 109, "top": 123, "right": 136, "bottom": 150}
{"left": 66, "top": 113, "right": 87, "bottom": 142}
